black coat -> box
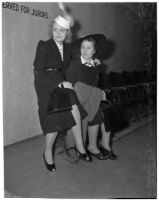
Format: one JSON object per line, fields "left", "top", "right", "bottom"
{"left": 65, "top": 58, "right": 99, "bottom": 87}
{"left": 33, "top": 38, "right": 76, "bottom": 134}
{"left": 66, "top": 58, "right": 104, "bottom": 126}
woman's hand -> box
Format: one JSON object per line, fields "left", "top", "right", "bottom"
{"left": 94, "top": 58, "right": 101, "bottom": 66}
{"left": 102, "top": 90, "right": 107, "bottom": 101}
{"left": 58, "top": 81, "right": 73, "bottom": 89}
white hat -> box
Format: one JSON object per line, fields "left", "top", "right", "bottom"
{"left": 54, "top": 15, "right": 70, "bottom": 29}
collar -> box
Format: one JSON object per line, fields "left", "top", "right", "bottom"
{"left": 55, "top": 41, "right": 63, "bottom": 49}
{"left": 80, "top": 56, "right": 95, "bottom": 67}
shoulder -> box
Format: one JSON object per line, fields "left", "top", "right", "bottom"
{"left": 36, "top": 40, "right": 47, "bottom": 51}
{"left": 70, "top": 57, "right": 81, "bottom": 66}
{"left": 67, "top": 58, "right": 81, "bottom": 73}
{"left": 64, "top": 42, "right": 72, "bottom": 52}
{"left": 37, "top": 38, "right": 53, "bottom": 47}
{"left": 64, "top": 42, "right": 72, "bottom": 48}
{"left": 36, "top": 38, "right": 54, "bottom": 54}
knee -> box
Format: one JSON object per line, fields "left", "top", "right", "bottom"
{"left": 72, "top": 105, "right": 80, "bottom": 115}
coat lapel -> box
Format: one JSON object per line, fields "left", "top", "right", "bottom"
{"left": 49, "top": 38, "right": 63, "bottom": 65}
{"left": 49, "top": 38, "right": 71, "bottom": 69}
{"left": 63, "top": 43, "right": 71, "bottom": 69}
{"left": 63, "top": 44, "right": 67, "bottom": 67}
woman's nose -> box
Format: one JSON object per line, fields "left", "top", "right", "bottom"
{"left": 56, "top": 30, "right": 61, "bottom": 35}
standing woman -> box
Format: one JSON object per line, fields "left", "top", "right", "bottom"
{"left": 33, "top": 15, "right": 91, "bottom": 173}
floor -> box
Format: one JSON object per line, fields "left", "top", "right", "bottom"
{"left": 4, "top": 114, "right": 157, "bottom": 198}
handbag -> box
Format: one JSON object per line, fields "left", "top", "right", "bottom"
{"left": 102, "top": 99, "right": 129, "bottom": 132}
{"left": 46, "top": 87, "right": 72, "bottom": 114}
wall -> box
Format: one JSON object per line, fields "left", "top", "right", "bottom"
{"left": 64, "top": 3, "right": 146, "bottom": 72}
{"left": 3, "top": 2, "right": 55, "bottom": 146}
{"left": 108, "top": 4, "right": 146, "bottom": 72}
{"left": 3, "top": 2, "right": 146, "bottom": 146}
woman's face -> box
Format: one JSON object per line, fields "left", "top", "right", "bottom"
{"left": 52, "top": 22, "right": 68, "bottom": 43}
{"left": 81, "top": 40, "right": 95, "bottom": 60}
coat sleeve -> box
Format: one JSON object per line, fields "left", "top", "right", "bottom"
{"left": 65, "top": 60, "right": 78, "bottom": 86}
{"left": 33, "top": 40, "right": 58, "bottom": 92}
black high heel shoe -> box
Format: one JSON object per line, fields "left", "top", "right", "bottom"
{"left": 87, "top": 150, "right": 108, "bottom": 160}
{"left": 76, "top": 149, "right": 92, "bottom": 162}
{"left": 43, "top": 154, "right": 56, "bottom": 172}
{"left": 99, "top": 145, "right": 118, "bottom": 160}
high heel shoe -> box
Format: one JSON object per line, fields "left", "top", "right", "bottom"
{"left": 98, "top": 145, "right": 118, "bottom": 160}
{"left": 87, "top": 150, "right": 108, "bottom": 160}
{"left": 75, "top": 149, "right": 92, "bottom": 162}
{"left": 43, "top": 154, "right": 56, "bottom": 172}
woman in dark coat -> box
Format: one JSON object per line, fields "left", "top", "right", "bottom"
{"left": 33, "top": 15, "right": 91, "bottom": 172}
{"left": 66, "top": 37, "right": 117, "bottom": 160}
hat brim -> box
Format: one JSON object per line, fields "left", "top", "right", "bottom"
{"left": 71, "top": 34, "right": 107, "bottom": 60}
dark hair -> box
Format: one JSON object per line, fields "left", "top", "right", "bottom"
{"left": 81, "top": 37, "right": 97, "bottom": 51}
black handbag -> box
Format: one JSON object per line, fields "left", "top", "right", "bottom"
{"left": 101, "top": 100, "right": 129, "bottom": 132}
{"left": 46, "top": 87, "right": 72, "bottom": 114}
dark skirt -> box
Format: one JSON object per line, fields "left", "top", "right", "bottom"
{"left": 88, "top": 105, "right": 104, "bottom": 126}
{"left": 34, "top": 81, "right": 87, "bottom": 135}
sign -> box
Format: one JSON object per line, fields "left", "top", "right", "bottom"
{"left": 2, "top": 2, "right": 48, "bottom": 19}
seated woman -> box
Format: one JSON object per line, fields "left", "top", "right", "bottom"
{"left": 66, "top": 37, "right": 117, "bottom": 160}
{"left": 33, "top": 15, "right": 92, "bottom": 173}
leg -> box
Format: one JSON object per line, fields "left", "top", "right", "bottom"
{"left": 87, "top": 124, "right": 100, "bottom": 154}
{"left": 70, "top": 105, "right": 91, "bottom": 161}
{"left": 99, "top": 122, "right": 118, "bottom": 160}
{"left": 44, "top": 132, "right": 58, "bottom": 164}
{"left": 87, "top": 124, "right": 108, "bottom": 160}
{"left": 100, "top": 122, "right": 111, "bottom": 150}
{"left": 82, "top": 117, "right": 89, "bottom": 145}
{"left": 70, "top": 105, "right": 86, "bottom": 154}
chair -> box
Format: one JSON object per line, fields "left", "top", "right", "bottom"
{"left": 122, "top": 71, "right": 140, "bottom": 120}
{"left": 132, "top": 70, "right": 149, "bottom": 117}
{"left": 108, "top": 71, "right": 130, "bottom": 119}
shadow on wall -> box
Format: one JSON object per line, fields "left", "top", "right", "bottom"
{"left": 71, "top": 20, "right": 81, "bottom": 41}
{"left": 98, "top": 39, "right": 116, "bottom": 74}
{"left": 65, "top": 5, "right": 82, "bottom": 42}
{"left": 104, "top": 39, "right": 116, "bottom": 60}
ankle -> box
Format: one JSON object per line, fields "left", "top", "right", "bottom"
{"left": 44, "top": 150, "right": 53, "bottom": 162}
{"left": 76, "top": 146, "right": 86, "bottom": 154}
{"left": 44, "top": 149, "right": 52, "bottom": 155}
{"left": 100, "top": 142, "right": 111, "bottom": 151}
{"left": 76, "top": 140, "right": 87, "bottom": 152}
{"left": 87, "top": 145, "right": 100, "bottom": 154}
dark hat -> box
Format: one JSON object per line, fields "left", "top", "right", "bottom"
{"left": 71, "top": 34, "right": 107, "bottom": 60}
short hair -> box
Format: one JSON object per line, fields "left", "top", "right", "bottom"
{"left": 81, "top": 37, "right": 97, "bottom": 51}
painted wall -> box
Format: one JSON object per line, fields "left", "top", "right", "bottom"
{"left": 3, "top": 2, "right": 146, "bottom": 146}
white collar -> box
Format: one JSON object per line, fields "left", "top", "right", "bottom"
{"left": 55, "top": 41, "right": 63, "bottom": 48}
{"left": 80, "top": 56, "right": 95, "bottom": 67}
